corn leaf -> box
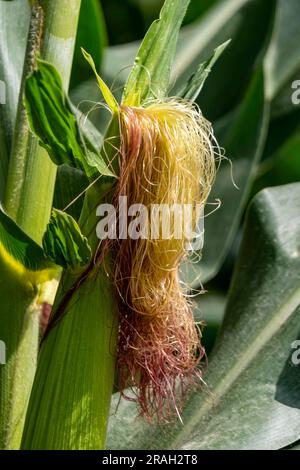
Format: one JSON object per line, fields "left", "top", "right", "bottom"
{"left": 107, "top": 182, "right": 300, "bottom": 450}
{"left": 122, "top": 0, "right": 190, "bottom": 106}
{"left": 177, "top": 40, "right": 231, "bottom": 101}
{"left": 43, "top": 209, "right": 91, "bottom": 270}
{"left": 24, "top": 59, "right": 115, "bottom": 179}
{"left": 81, "top": 48, "right": 118, "bottom": 113}
{"left": 21, "top": 264, "right": 118, "bottom": 450}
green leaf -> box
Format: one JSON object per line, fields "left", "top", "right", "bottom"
{"left": 182, "top": 66, "right": 269, "bottom": 285}
{"left": 54, "top": 165, "right": 88, "bottom": 221}
{"left": 43, "top": 209, "right": 91, "bottom": 270}
{"left": 0, "top": 204, "right": 54, "bottom": 278}
{"left": 0, "top": 271, "right": 40, "bottom": 450}
{"left": 21, "top": 264, "right": 118, "bottom": 450}
{"left": 4, "top": 0, "right": 82, "bottom": 244}
{"left": 176, "top": 40, "right": 231, "bottom": 101}
{"left": 81, "top": 48, "right": 118, "bottom": 113}
{"left": 0, "top": 0, "right": 31, "bottom": 199}
{"left": 107, "top": 182, "right": 300, "bottom": 450}
{"left": 70, "top": 0, "right": 107, "bottom": 90}
{"left": 24, "top": 59, "right": 115, "bottom": 179}
{"left": 122, "top": 0, "right": 190, "bottom": 106}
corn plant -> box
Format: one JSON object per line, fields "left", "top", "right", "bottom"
{"left": 0, "top": 0, "right": 300, "bottom": 451}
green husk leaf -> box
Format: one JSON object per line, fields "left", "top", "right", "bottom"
{"left": 24, "top": 59, "right": 115, "bottom": 179}
{"left": 177, "top": 40, "right": 231, "bottom": 101}
{"left": 122, "top": 0, "right": 190, "bottom": 106}
{"left": 43, "top": 209, "right": 92, "bottom": 270}
{"left": 81, "top": 48, "right": 118, "bottom": 112}
{"left": 21, "top": 263, "right": 118, "bottom": 450}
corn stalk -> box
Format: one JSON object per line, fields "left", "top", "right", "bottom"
{"left": 0, "top": 0, "right": 81, "bottom": 449}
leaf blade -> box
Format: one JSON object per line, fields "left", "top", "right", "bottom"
{"left": 81, "top": 48, "right": 118, "bottom": 113}
{"left": 107, "top": 182, "right": 300, "bottom": 450}
{"left": 177, "top": 40, "right": 231, "bottom": 101}
{"left": 122, "top": 0, "right": 190, "bottom": 106}
{"left": 24, "top": 59, "right": 115, "bottom": 179}
{"left": 43, "top": 209, "right": 91, "bottom": 270}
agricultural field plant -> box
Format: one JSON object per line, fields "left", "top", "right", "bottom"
{"left": 0, "top": 0, "right": 300, "bottom": 451}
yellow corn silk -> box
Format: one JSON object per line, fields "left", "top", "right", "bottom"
{"left": 106, "top": 99, "right": 216, "bottom": 419}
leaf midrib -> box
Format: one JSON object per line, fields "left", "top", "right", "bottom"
{"left": 174, "top": 284, "right": 300, "bottom": 449}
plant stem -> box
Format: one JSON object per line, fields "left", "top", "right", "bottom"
{"left": 4, "top": 0, "right": 81, "bottom": 244}
{"left": 0, "top": 0, "right": 81, "bottom": 449}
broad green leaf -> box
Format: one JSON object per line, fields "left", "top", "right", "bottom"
{"left": 265, "top": 0, "right": 300, "bottom": 100}
{"left": 107, "top": 182, "right": 300, "bottom": 450}
{"left": 81, "top": 48, "right": 118, "bottom": 113}
{"left": 0, "top": 0, "right": 30, "bottom": 199}
{"left": 182, "top": 66, "right": 268, "bottom": 285}
{"left": 24, "top": 59, "right": 115, "bottom": 179}
{"left": 70, "top": 0, "right": 107, "bottom": 90}
{"left": 43, "top": 209, "right": 91, "bottom": 270}
{"left": 177, "top": 40, "right": 231, "bottom": 101}
{"left": 21, "top": 264, "right": 118, "bottom": 450}
{"left": 122, "top": 0, "right": 190, "bottom": 106}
